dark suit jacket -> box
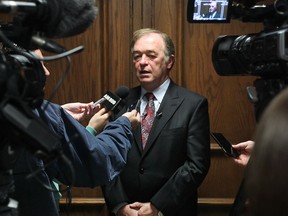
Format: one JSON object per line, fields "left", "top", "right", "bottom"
{"left": 103, "top": 81, "right": 211, "bottom": 216}
{"left": 204, "top": 11, "right": 221, "bottom": 19}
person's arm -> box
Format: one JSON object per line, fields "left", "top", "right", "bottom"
{"left": 232, "top": 140, "right": 255, "bottom": 166}
{"left": 86, "top": 107, "right": 111, "bottom": 135}
{"left": 66, "top": 111, "right": 139, "bottom": 187}
{"left": 62, "top": 102, "right": 111, "bottom": 135}
{"left": 44, "top": 102, "right": 140, "bottom": 187}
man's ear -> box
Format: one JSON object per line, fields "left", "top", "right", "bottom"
{"left": 167, "top": 55, "right": 175, "bottom": 70}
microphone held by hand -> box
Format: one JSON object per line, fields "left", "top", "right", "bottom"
{"left": 94, "top": 86, "right": 129, "bottom": 114}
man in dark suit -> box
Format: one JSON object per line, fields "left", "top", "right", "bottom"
{"left": 102, "top": 28, "right": 211, "bottom": 216}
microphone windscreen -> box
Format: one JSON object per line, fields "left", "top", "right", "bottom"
{"left": 115, "top": 86, "right": 129, "bottom": 99}
{"left": 21, "top": 0, "right": 61, "bottom": 37}
{"left": 52, "top": 0, "right": 98, "bottom": 38}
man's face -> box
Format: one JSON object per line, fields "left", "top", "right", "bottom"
{"left": 209, "top": 2, "right": 217, "bottom": 13}
{"left": 132, "top": 33, "right": 173, "bottom": 91}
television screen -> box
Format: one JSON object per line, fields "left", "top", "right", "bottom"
{"left": 187, "top": 0, "right": 232, "bottom": 23}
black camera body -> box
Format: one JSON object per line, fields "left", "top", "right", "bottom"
{"left": 211, "top": 0, "right": 288, "bottom": 77}
{"left": 204, "top": 0, "right": 288, "bottom": 120}
{"left": 0, "top": 51, "right": 46, "bottom": 106}
{"left": 212, "top": 27, "right": 288, "bottom": 78}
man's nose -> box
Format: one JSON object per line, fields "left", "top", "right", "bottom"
{"left": 139, "top": 54, "right": 149, "bottom": 64}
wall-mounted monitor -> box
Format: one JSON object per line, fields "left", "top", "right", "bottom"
{"left": 187, "top": 0, "right": 232, "bottom": 23}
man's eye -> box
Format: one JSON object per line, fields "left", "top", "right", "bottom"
{"left": 133, "top": 55, "right": 141, "bottom": 61}
{"left": 147, "top": 55, "right": 156, "bottom": 59}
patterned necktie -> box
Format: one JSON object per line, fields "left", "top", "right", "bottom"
{"left": 141, "top": 93, "right": 155, "bottom": 149}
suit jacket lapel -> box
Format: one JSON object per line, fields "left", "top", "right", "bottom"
{"left": 143, "top": 82, "right": 183, "bottom": 154}
{"left": 125, "top": 87, "right": 143, "bottom": 152}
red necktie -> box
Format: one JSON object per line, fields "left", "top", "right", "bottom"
{"left": 141, "top": 93, "right": 155, "bottom": 149}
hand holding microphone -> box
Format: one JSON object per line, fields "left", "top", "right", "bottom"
{"left": 93, "top": 86, "right": 130, "bottom": 114}
{"left": 87, "top": 107, "right": 111, "bottom": 134}
{"left": 85, "top": 86, "right": 131, "bottom": 133}
{"left": 92, "top": 86, "right": 140, "bottom": 130}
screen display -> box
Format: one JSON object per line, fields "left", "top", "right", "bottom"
{"left": 187, "top": 0, "right": 232, "bottom": 23}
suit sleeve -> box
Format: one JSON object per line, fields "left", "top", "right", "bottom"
{"left": 150, "top": 97, "right": 210, "bottom": 214}
{"left": 43, "top": 102, "right": 133, "bottom": 187}
{"left": 101, "top": 175, "right": 129, "bottom": 214}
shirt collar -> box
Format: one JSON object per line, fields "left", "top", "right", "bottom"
{"left": 141, "top": 78, "right": 170, "bottom": 103}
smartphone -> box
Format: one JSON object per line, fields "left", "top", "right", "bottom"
{"left": 210, "top": 132, "right": 240, "bottom": 158}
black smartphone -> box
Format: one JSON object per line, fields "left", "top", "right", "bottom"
{"left": 210, "top": 132, "right": 240, "bottom": 158}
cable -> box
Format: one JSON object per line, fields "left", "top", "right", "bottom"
{"left": 0, "top": 30, "right": 84, "bottom": 61}
{"left": 42, "top": 55, "right": 72, "bottom": 111}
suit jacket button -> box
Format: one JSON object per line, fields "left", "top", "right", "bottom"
{"left": 139, "top": 167, "right": 144, "bottom": 174}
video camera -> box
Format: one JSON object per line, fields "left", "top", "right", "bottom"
{"left": 188, "top": 0, "right": 288, "bottom": 120}
{"left": 0, "top": 0, "right": 97, "bottom": 214}
{"left": 187, "top": 0, "right": 288, "bottom": 77}
{"left": 215, "top": 0, "right": 288, "bottom": 119}
{"left": 211, "top": 0, "right": 288, "bottom": 78}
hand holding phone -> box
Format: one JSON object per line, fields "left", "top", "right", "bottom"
{"left": 211, "top": 132, "right": 240, "bottom": 158}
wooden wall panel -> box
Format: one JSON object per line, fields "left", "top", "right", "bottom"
{"left": 44, "top": 2, "right": 108, "bottom": 104}
{"left": 106, "top": 0, "right": 131, "bottom": 89}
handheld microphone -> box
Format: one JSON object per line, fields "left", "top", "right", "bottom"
{"left": 94, "top": 86, "right": 129, "bottom": 114}
{"left": 0, "top": 0, "right": 98, "bottom": 38}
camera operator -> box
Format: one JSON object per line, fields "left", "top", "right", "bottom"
{"left": 5, "top": 49, "right": 140, "bottom": 216}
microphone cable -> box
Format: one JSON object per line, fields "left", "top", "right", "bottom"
{"left": 42, "top": 55, "right": 72, "bottom": 111}
{"left": 0, "top": 29, "right": 84, "bottom": 61}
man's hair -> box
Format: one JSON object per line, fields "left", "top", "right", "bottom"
{"left": 130, "top": 28, "right": 175, "bottom": 63}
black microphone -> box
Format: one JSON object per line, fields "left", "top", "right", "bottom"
{"left": 0, "top": 0, "right": 98, "bottom": 38}
{"left": 93, "top": 86, "right": 129, "bottom": 114}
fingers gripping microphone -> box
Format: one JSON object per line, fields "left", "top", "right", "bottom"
{"left": 94, "top": 86, "right": 129, "bottom": 114}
